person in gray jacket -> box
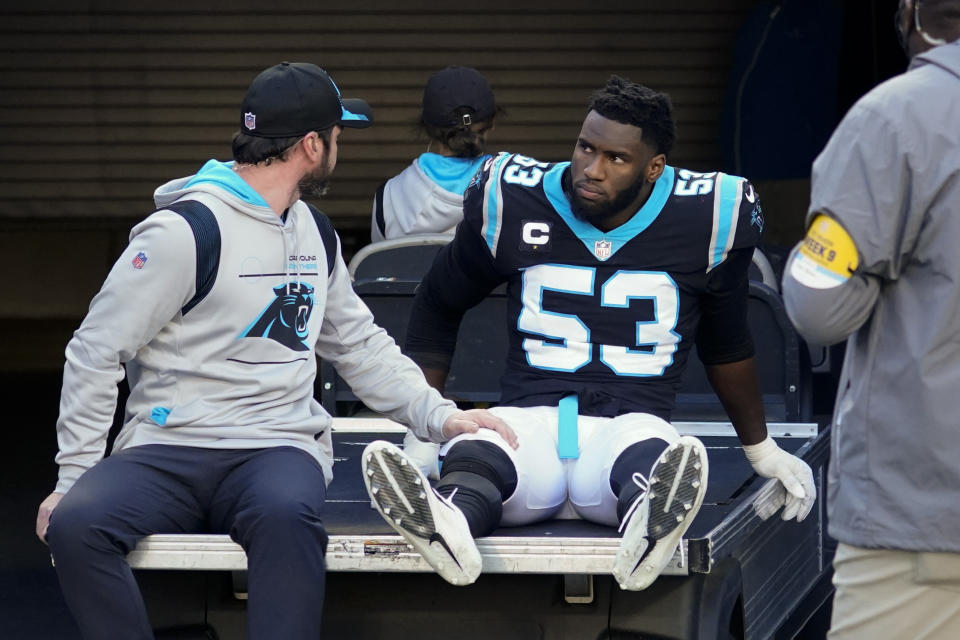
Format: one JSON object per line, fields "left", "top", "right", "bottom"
{"left": 34, "top": 62, "right": 515, "bottom": 640}
{"left": 370, "top": 65, "right": 500, "bottom": 243}
{"left": 781, "top": 2, "right": 960, "bottom": 638}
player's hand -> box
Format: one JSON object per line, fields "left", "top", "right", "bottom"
{"left": 743, "top": 436, "right": 815, "bottom": 522}
{"left": 36, "top": 491, "right": 65, "bottom": 544}
{"left": 442, "top": 409, "right": 519, "bottom": 449}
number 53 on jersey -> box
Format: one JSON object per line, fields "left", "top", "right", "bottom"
{"left": 518, "top": 263, "right": 680, "bottom": 377}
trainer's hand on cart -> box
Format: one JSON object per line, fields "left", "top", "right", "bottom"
{"left": 442, "top": 409, "right": 519, "bottom": 449}
{"left": 743, "top": 436, "right": 816, "bottom": 522}
{"left": 36, "top": 491, "right": 64, "bottom": 543}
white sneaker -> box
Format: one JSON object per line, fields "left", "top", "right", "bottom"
{"left": 361, "top": 440, "right": 482, "bottom": 586}
{"left": 613, "top": 435, "right": 709, "bottom": 591}
{"left": 401, "top": 430, "right": 442, "bottom": 480}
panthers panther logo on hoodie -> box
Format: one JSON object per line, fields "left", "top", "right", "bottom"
{"left": 240, "top": 282, "right": 314, "bottom": 351}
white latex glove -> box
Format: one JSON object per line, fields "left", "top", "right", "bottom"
{"left": 743, "top": 436, "right": 816, "bottom": 522}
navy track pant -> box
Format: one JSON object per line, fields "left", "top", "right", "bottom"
{"left": 46, "top": 444, "right": 329, "bottom": 640}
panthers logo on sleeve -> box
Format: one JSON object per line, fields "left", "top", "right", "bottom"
{"left": 240, "top": 282, "right": 315, "bottom": 351}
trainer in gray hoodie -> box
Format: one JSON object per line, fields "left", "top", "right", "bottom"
{"left": 36, "top": 62, "right": 515, "bottom": 640}
{"left": 782, "top": 3, "right": 960, "bottom": 637}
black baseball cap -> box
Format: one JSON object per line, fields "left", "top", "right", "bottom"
{"left": 240, "top": 62, "right": 373, "bottom": 138}
{"left": 422, "top": 66, "right": 496, "bottom": 128}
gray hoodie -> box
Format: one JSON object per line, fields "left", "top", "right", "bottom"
{"left": 371, "top": 153, "right": 489, "bottom": 242}
{"left": 54, "top": 160, "right": 457, "bottom": 494}
{"left": 782, "top": 41, "right": 960, "bottom": 552}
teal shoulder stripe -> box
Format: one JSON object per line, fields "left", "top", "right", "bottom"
{"left": 484, "top": 154, "right": 511, "bottom": 252}
{"left": 711, "top": 174, "right": 742, "bottom": 268}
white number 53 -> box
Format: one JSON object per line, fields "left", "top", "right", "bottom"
{"left": 518, "top": 264, "right": 680, "bottom": 376}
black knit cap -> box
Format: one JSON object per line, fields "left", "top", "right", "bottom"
{"left": 422, "top": 66, "right": 496, "bottom": 128}
{"left": 240, "top": 62, "right": 373, "bottom": 138}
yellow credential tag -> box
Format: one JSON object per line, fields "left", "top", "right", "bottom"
{"left": 789, "top": 214, "right": 859, "bottom": 289}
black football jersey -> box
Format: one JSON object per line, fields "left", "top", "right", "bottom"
{"left": 408, "top": 152, "right": 763, "bottom": 420}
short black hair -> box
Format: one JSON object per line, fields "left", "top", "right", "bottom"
{"left": 588, "top": 76, "right": 675, "bottom": 158}
{"left": 231, "top": 127, "right": 332, "bottom": 165}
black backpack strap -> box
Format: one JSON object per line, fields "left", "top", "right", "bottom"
{"left": 306, "top": 203, "right": 339, "bottom": 277}
{"left": 159, "top": 200, "right": 221, "bottom": 315}
{"left": 374, "top": 180, "right": 388, "bottom": 240}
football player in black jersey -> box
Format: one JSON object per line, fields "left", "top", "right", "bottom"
{"left": 362, "top": 76, "right": 815, "bottom": 590}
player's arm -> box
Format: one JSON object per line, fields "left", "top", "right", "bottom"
{"left": 705, "top": 359, "right": 765, "bottom": 443}
{"left": 697, "top": 247, "right": 765, "bottom": 444}
{"left": 703, "top": 354, "right": 814, "bottom": 521}
{"left": 697, "top": 178, "right": 774, "bottom": 445}
{"left": 704, "top": 356, "right": 817, "bottom": 522}
{"left": 405, "top": 222, "right": 503, "bottom": 393}
{"left": 700, "top": 200, "right": 815, "bottom": 521}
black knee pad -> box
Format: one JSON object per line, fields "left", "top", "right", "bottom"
{"left": 440, "top": 439, "right": 518, "bottom": 501}
{"left": 609, "top": 438, "right": 670, "bottom": 496}
{"left": 436, "top": 471, "right": 502, "bottom": 506}
{"left": 436, "top": 470, "right": 503, "bottom": 538}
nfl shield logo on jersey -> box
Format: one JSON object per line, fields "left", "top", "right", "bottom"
{"left": 244, "top": 112, "right": 256, "bottom": 130}
{"left": 594, "top": 239, "right": 612, "bottom": 260}
{"left": 132, "top": 251, "right": 148, "bottom": 269}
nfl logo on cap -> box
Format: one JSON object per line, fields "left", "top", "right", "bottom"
{"left": 244, "top": 112, "right": 256, "bottom": 130}
{"left": 594, "top": 239, "right": 612, "bottom": 260}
